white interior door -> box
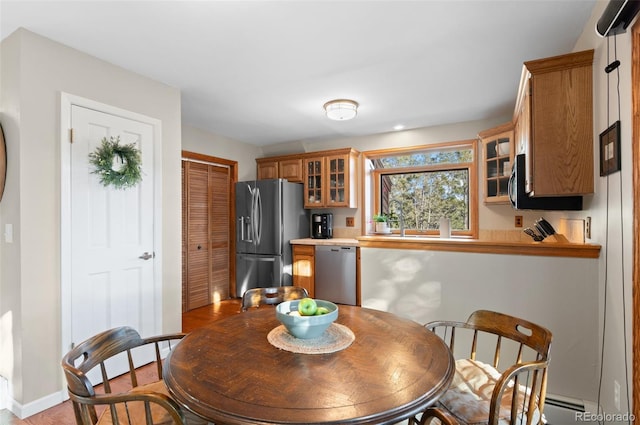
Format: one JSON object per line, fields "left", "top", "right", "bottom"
{"left": 69, "top": 105, "right": 156, "bottom": 354}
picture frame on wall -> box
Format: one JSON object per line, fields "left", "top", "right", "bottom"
{"left": 599, "top": 120, "right": 621, "bottom": 176}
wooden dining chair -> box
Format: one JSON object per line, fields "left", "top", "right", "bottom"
{"left": 411, "top": 310, "right": 552, "bottom": 425}
{"left": 61, "top": 326, "right": 207, "bottom": 425}
{"left": 240, "top": 286, "right": 309, "bottom": 311}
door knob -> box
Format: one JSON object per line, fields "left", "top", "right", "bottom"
{"left": 139, "top": 252, "right": 153, "bottom": 260}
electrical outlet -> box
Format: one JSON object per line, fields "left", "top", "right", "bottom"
{"left": 585, "top": 216, "right": 592, "bottom": 239}
{"left": 614, "top": 380, "right": 620, "bottom": 411}
{"left": 346, "top": 217, "right": 355, "bottom": 227}
{"left": 515, "top": 216, "right": 523, "bottom": 228}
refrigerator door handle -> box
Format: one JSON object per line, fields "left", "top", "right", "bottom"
{"left": 249, "top": 186, "right": 257, "bottom": 245}
{"left": 239, "top": 184, "right": 254, "bottom": 243}
{"left": 255, "top": 187, "right": 262, "bottom": 245}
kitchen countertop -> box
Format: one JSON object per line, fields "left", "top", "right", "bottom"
{"left": 357, "top": 234, "right": 600, "bottom": 258}
{"left": 290, "top": 235, "right": 600, "bottom": 258}
{"left": 290, "top": 238, "right": 359, "bottom": 247}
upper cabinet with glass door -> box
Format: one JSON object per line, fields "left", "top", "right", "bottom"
{"left": 479, "top": 122, "right": 514, "bottom": 204}
{"left": 303, "top": 148, "right": 359, "bottom": 209}
{"left": 305, "top": 157, "right": 324, "bottom": 206}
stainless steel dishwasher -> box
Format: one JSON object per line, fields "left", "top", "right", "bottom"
{"left": 314, "top": 245, "right": 356, "bottom": 305}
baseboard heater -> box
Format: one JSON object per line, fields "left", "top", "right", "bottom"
{"left": 544, "top": 394, "right": 599, "bottom": 425}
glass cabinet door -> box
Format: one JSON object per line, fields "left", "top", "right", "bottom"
{"left": 483, "top": 131, "right": 513, "bottom": 204}
{"left": 327, "top": 155, "right": 347, "bottom": 206}
{"left": 304, "top": 158, "right": 323, "bottom": 208}
{"left": 301, "top": 150, "right": 356, "bottom": 209}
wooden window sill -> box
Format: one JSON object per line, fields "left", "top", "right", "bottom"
{"left": 356, "top": 235, "right": 601, "bottom": 258}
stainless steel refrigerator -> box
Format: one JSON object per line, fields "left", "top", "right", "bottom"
{"left": 235, "top": 179, "right": 309, "bottom": 298}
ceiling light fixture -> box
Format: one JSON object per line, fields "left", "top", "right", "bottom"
{"left": 323, "top": 99, "right": 359, "bottom": 121}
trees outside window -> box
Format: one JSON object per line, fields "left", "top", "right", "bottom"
{"left": 367, "top": 140, "right": 478, "bottom": 238}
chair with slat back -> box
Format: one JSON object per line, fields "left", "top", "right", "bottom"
{"left": 241, "top": 286, "right": 310, "bottom": 311}
{"left": 61, "top": 326, "right": 207, "bottom": 425}
{"left": 410, "top": 310, "right": 552, "bottom": 425}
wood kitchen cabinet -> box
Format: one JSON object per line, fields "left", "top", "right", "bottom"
{"left": 257, "top": 148, "right": 359, "bottom": 208}
{"left": 292, "top": 244, "right": 315, "bottom": 297}
{"left": 279, "top": 158, "right": 304, "bottom": 182}
{"left": 479, "top": 122, "right": 514, "bottom": 204}
{"left": 514, "top": 49, "right": 594, "bottom": 196}
{"left": 303, "top": 148, "right": 359, "bottom": 208}
{"left": 256, "top": 156, "right": 303, "bottom": 183}
{"left": 257, "top": 160, "right": 278, "bottom": 180}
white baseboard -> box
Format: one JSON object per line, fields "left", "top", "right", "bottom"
{"left": 5, "top": 390, "right": 65, "bottom": 420}
{"left": 0, "top": 375, "right": 8, "bottom": 410}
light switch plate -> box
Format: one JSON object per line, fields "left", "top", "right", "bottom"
{"left": 4, "top": 223, "right": 13, "bottom": 243}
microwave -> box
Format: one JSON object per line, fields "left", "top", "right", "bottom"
{"left": 509, "top": 154, "right": 583, "bottom": 211}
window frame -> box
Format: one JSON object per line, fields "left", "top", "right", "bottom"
{"left": 362, "top": 139, "right": 479, "bottom": 238}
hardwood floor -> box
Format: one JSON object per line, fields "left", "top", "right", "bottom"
{"left": 0, "top": 299, "right": 242, "bottom": 425}
{"left": 182, "top": 298, "right": 242, "bottom": 333}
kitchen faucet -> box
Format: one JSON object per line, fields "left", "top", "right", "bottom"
{"left": 389, "top": 199, "right": 405, "bottom": 237}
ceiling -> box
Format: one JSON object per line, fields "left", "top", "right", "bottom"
{"left": 1, "top": 1, "right": 597, "bottom": 147}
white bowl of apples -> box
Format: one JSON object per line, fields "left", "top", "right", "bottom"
{"left": 275, "top": 298, "right": 338, "bottom": 339}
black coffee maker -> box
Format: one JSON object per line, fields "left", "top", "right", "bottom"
{"left": 312, "top": 213, "right": 333, "bottom": 239}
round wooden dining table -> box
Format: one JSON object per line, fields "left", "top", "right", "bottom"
{"left": 163, "top": 305, "right": 454, "bottom": 425}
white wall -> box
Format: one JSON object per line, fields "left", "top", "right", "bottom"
{"left": 574, "top": 0, "right": 635, "bottom": 417}
{"left": 182, "top": 124, "right": 261, "bottom": 181}
{"left": 360, "top": 248, "right": 599, "bottom": 401}
{"left": 0, "top": 28, "right": 183, "bottom": 415}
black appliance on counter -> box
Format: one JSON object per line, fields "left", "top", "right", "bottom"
{"left": 509, "top": 154, "right": 583, "bottom": 211}
{"left": 312, "top": 213, "right": 333, "bottom": 239}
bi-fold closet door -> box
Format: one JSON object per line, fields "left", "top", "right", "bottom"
{"left": 182, "top": 160, "right": 230, "bottom": 312}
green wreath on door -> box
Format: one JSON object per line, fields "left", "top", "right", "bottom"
{"left": 89, "top": 136, "right": 143, "bottom": 189}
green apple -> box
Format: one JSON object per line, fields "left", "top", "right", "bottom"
{"left": 297, "top": 298, "right": 318, "bottom": 316}
{"left": 315, "top": 306, "right": 330, "bottom": 315}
